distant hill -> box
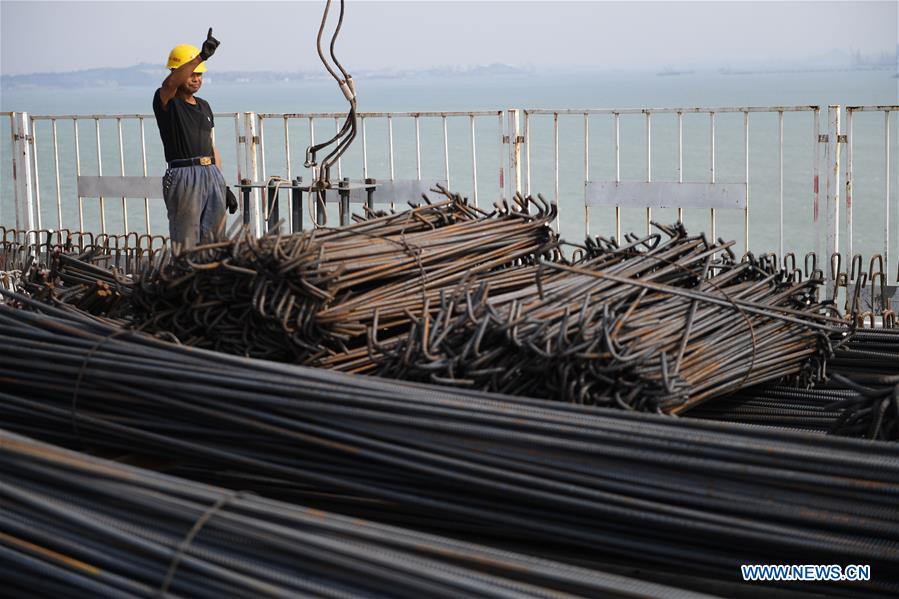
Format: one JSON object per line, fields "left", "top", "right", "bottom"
{"left": 0, "top": 63, "right": 535, "bottom": 89}
{"left": 1, "top": 64, "right": 163, "bottom": 89}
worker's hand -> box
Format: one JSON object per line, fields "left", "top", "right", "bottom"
{"left": 198, "top": 28, "right": 220, "bottom": 61}
{"left": 225, "top": 187, "right": 238, "bottom": 214}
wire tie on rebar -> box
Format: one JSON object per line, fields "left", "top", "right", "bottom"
{"left": 70, "top": 329, "right": 130, "bottom": 443}
{"left": 158, "top": 490, "right": 246, "bottom": 597}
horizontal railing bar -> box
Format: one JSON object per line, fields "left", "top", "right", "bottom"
{"left": 524, "top": 106, "right": 820, "bottom": 116}
{"left": 29, "top": 112, "right": 241, "bottom": 120}
{"left": 846, "top": 105, "right": 899, "bottom": 112}
{"left": 258, "top": 110, "right": 503, "bottom": 119}
{"left": 23, "top": 107, "right": 829, "bottom": 121}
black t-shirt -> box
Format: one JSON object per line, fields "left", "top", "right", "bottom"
{"left": 152, "top": 89, "right": 215, "bottom": 163}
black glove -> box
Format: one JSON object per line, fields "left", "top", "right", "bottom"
{"left": 225, "top": 187, "right": 238, "bottom": 214}
{"left": 198, "top": 28, "right": 220, "bottom": 61}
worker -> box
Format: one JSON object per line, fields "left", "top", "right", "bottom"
{"left": 153, "top": 28, "right": 237, "bottom": 250}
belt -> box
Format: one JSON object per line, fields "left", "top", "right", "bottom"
{"left": 168, "top": 156, "right": 213, "bottom": 168}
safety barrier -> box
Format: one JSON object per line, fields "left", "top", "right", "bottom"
{"left": 845, "top": 105, "right": 897, "bottom": 275}
{"left": 3, "top": 111, "right": 243, "bottom": 236}
{"left": 2, "top": 105, "right": 896, "bottom": 281}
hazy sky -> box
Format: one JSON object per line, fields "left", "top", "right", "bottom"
{"left": 1, "top": 1, "right": 896, "bottom": 76}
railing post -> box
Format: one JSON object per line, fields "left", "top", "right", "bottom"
{"left": 291, "top": 177, "right": 304, "bottom": 233}
{"left": 498, "top": 112, "right": 505, "bottom": 201}
{"left": 823, "top": 105, "right": 841, "bottom": 263}
{"left": 506, "top": 109, "right": 522, "bottom": 197}
{"left": 266, "top": 179, "right": 279, "bottom": 233}
{"left": 844, "top": 108, "right": 854, "bottom": 261}
{"left": 821, "top": 104, "right": 851, "bottom": 296}
{"left": 243, "top": 112, "right": 261, "bottom": 236}
{"left": 12, "top": 112, "right": 36, "bottom": 234}
{"left": 338, "top": 178, "right": 350, "bottom": 227}
{"left": 884, "top": 110, "right": 892, "bottom": 283}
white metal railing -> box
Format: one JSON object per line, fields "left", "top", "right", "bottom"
{"left": 521, "top": 106, "right": 821, "bottom": 256}
{"left": 249, "top": 110, "right": 503, "bottom": 235}
{"left": 845, "top": 105, "right": 898, "bottom": 280}
{"left": 2, "top": 105, "right": 896, "bottom": 282}
{"left": 256, "top": 111, "right": 503, "bottom": 206}
{"left": 21, "top": 112, "right": 244, "bottom": 235}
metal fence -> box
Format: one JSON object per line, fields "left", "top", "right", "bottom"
{"left": 3, "top": 105, "right": 897, "bottom": 281}
{"left": 249, "top": 110, "right": 503, "bottom": 235}
{"left": 4, "top": 111, "right": 245, "bottom": 236}
{"left": 845, "top": 106, "right": 897, "bottom": 273}
{"left": 520, "top": 105, "right": 819, "bottom": 256}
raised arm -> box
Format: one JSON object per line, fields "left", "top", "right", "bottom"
{"left": 158, "top": 28, "right": 219, "bottom": 108}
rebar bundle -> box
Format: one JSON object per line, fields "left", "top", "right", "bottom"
{"left": 128, "top": 192, "right": 557, "bottom": 362}
{"left": 364, "top": 224, "right": 840, "bottom": 412}
{"left": 819, "top": 329, "right": 899, "bottom": 440}
{"left": 0, "top": 225, "right": 153, "bottom": 314}
{"left": 97, "top": 215, "right": 843, "bottom": 414}
{"left": 1, "top": 429, "right": 707, "bottom": 599}
{"left": 19, "top": 250, "right": 133, "bottom": 317}
{"left": 683, "top": 383, "right": 899, "bottom": 439}
{"left": 827, "top": 328, "right": 899, "bottom": 382}
{"left": 0, "top": 298, "right": 897, "bottom": 596}
{"left": 684, "top": 384, "right": 851, "bottom": 428}
{"left": 5, "top": 205, "right": 841, "bottom": 413}
{"left": 655, "top": 328, "right": 899, "bottom": 440}
{"left": 0, "top": 225, "right": 167, "bottom": 275}
{"left": 823, "top": 374, "right": 899, "bottom": 441}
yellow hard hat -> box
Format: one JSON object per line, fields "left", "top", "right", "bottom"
{"left": 166, "top": 44, "right": 206, "bottom": 73}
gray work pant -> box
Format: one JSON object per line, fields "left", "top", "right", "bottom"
{"left": 162, "top": 165, "right": 227, "bottom": 251}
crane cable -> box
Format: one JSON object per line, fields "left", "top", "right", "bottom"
{"left": 305, "top": 0, "right": 358, "bottom": 227}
